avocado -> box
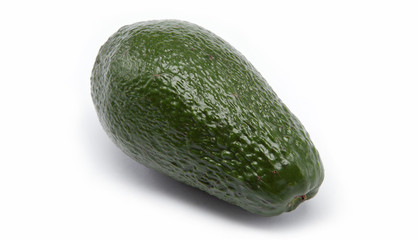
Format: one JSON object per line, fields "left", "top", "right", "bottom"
{"left": 91, "top": 20, "right": 324, "bottom": 216}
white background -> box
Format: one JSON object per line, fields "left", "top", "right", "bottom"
{"left": 1, "top": 0, "right": 417, "bottom": 239}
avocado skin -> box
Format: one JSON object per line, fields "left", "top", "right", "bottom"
{"left": 91, "top": 20, "right": 324, "bottom": 216}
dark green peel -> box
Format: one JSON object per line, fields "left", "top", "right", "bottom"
{"left": 91, "top": 20, "right": 324, "bottom": 216}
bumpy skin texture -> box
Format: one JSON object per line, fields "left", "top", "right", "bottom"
{"left": 91, "top": 20, "right": 324, "bottom": 216}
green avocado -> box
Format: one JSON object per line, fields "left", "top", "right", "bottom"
{"left": 91, "top": 20, "right": 324, "bottom": 216}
